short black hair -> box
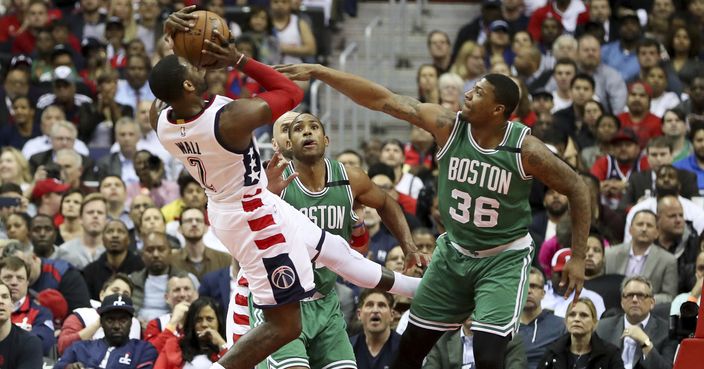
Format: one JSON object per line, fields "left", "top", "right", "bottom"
{"left": 335, "top": 149, "right": 363, "bottom": 164}
{"left": 554, "top": 58, "right": 577, "bottom": 72}
{"left": 358, "top": 288, "right": 394, "bottom": 307}
{"left": 149, "top": 54, "right": 188, "bottom": 104}
{"left": 177, "top": 172, "right": 200, "bottom": 197}
{"left": 637, "top": 38, "right": 660, "bottom": 54}
{"left": 571, "top": 72, "right": 596, "bottom": 90}
{"left": 690, "top": 121, "right": 704, "bottom": 142}
{"left": 367, "top": 163, "right": 396, "bottom": 183}
{"left": 483, "top": 73, "right": 519, "bottom": 119}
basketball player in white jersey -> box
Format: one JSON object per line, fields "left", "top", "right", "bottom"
{"left": 149, "top": 8, "right": 424, "bottom": 369}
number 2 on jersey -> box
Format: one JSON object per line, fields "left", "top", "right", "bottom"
{"left": 449, "top": 189, "right": 499, "bottom": 227}
{"left": 188, "top": 157, "right": 216, "bottom": 191}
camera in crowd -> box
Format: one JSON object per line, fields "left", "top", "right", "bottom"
{"left": 670, "top": 301, "right": 699, "bottom": 341}
{"left": 44, "top": 162, "right": 62, "bottom": 180}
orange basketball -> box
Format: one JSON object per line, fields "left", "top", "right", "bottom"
{"left": 172, "top": 10, "right": 231, "bottom": 68}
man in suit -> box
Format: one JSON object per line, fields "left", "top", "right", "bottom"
{"left": 199, "top": 261, "right": 236, "bottom": 314}
{"left": 97, "top": 117, "right": 141, "bottom": 186}
{"left": 423, "top": 318, "right": 527, "bottom": 369}
{"left": 595, "top": 276, "right": 678, "bottom": 369}
{"left": 621, "top": 136, "right": 699, "bottom": 210}
{"left": 606, "top": 210, "right": 678, "bottom": 303}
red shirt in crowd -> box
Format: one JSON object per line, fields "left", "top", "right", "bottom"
{"left": 616, "top": 112, "right": 663, "bottom": 148}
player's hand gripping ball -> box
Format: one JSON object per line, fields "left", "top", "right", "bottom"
{"left": 172, "top": 10, "right": 231, "bottom": 68}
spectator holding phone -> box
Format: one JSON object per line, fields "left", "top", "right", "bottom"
{"left": 0, "top": 183, "right": 30, "bottom": 240}
{"left": 126, "top": 151, "right": 179, "bottom": 208}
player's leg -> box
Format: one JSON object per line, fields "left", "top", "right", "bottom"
{"left": 392, "top": 236, "right": 475, "bottom": 369}
{"left": 313, "top": 230, "right": 420, "bottom": 297}
{"left": 470, "top": 245, "right": 532, "bottom": 369}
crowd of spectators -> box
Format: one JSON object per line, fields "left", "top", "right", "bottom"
{"left": 0, "top": 0, "right": 704, "bottom": 368}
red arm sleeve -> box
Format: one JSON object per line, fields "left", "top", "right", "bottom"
{"left": 240, "top": 57, "right": 304, "bottom": 122}
{"left": 146, "top": 320, "right": 180, "bottom": 353}
{"left": 57, "top": 313, "right": 85, "bottom": 355}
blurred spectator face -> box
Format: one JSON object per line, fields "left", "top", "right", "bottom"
{"left": 553, "top": 36, "right": 577, "bottom": 61}
{"left": 105, "top": 23, "right": 125, "bottom": 45}
{"left": 646, "top": 146, "right": 672, "bottom": 170}
{"left": 111, "top": 0, "right": 131, "bottom": 20}
{"left": 182, "top": 183, "right": 206, "bottom": 209}
{"left": 141, "top": 208, "right": 166, "bottom": 234}
{"left": 439, "top": 80, "right": 461, "bottom": 107}
{"left": 40, "top": 106, "right": 66, "bottom": 135}
{"left": 139, "top": 0, "right": 160, "bottom": 21}
{"left": 30, "top": 216, "right": 57, "bottom": 252}
{"left": 511, "top": 31, "right": 532, "bottom": 53}
{"left": 543, "top": 189, "right": 568, "bottom": 217}
{"left": 336, "top": 152, "right": 362, "bottom": 168}
{"left": 103, "top": 220, "right": 130, "bottom": 254}
{"left": 690, "top": 0, "right": 704, "bottom": 18}
{"left": 613, "top": 140, "right": 640, "bottom": 163}
{"left": 249, "top": 10, "right": 268, "bottom": 33}
{"left": 428, "top": 32, "right": 450, "bottom": 59}
{"left": 98, "top": 75, "right": 118, "bottom": 102}
{"left": 40, "top": 192, "right": 62, "bottom": 217}
{"left": 653, "top": 0, "right": 675, "bottom": 18}
{"left": 81, "top": 0, "right": 101, "bottom": 12}
{"left": 637, "top": 45, "right": 660, "bottom": 70}
{"left": 129, "top": 195, "right": 154, "bottom": 228}
{"left": 55, "top": 152, "right": 83, "bottom": 187}
{"left": 115, "top": 122, "right": 140, "bottom": 155}
{"left": 180, "top": 208, "right": 206, "bottom": 242}
{"left": 525, "top": 272, "right": 545, "bottom": 311}
{"left": 235, "top": 40, "right": 255, "bottom": 58}
{"left": 672, "top": 28, "right": 691, "bottom": 55}
{"left": 52, "top": 24, "right": 71, "bottom": 46}
{"left": 553, "top": 64, "right": 576, "bottom": 92}
{"left": 11, "top": 97, "right": 33, "bottom": 125}
{"left": 53, "top": 78, "right": 75, "bottom": 104}
{"left": 101, "top": 310, "right": 132, "bottom": 347}
{"left": 205, "top": 0, "right": 225, "bottom": 17}
{"left": 627, "top": 84, "right": 651, "bottom": 115}
{"left": 0, "top": 285, "right": 12, "bottom": 323}
{"left": 166, "top": 276, "right": 197, "bottom": 307}
{"left": 489, "top": 28, "right": 510, "bottom": 48}
{"left": 35, "top": 29, "right": 55, "bottom": 55}
{"left": 532, "top": 95, "right": 554, "bottom": 115}
{"left": 656, "top": 166, "right": 680, "bottom": 195}
{"left": 0, "top": 151, "right": 23, "bottom": 184}
{"left": 662, "top": 111, "right": 687, "bottom": 138}
{"left": 583, "top": 101, "right": 603, "bottom": 128}
{"left": 127, "top": 39, "right": 146, "bottom": 56}
{"left": 136, "top": 100, "right": 153, "bottom": 133}
{"left": 645, "top": 67, "right": 667, "bottom": 97}
{"left": 589, "top": 0, "right": 610, "bottom": 22}
{"left": 195, "top": 305, "right": 220, "bottom": 342}
{"left": 689, "top": 78, "right": 704, "bottom": 106}
{"left": 657, "top": 197, "right": 685, "bottom": 238}
{"left": 100, "top": 279, "right": 132, "bottom": 300}
{"left": 363, "top": 139, "right": 382, "bottom": 167}
{"left": 362, "top": 206, "right": 381, "bottom": 228}
{"left": 3, "top": 70, "right": 29, "bottom": 100}
{"left": 142, "top": 234, "right": 170, "bottom": 274}
{"left": 489, "top": 61, "right": 510, "bottom": 75}
{"left": 100, "top": 177, "right": 126, "bottom": 205}
{"left": 540, "top": 18, "right": 560, "bottom": 45}
{"left": 570, "top": 79, "right": 594, "bottom": 107}
{"left": 619, "top": 18, "right": 641, "bottom": 43}
{"left": 585, "top": 235, "right": 605, "bottom": 275}
{"left": 26, "top": 2, "right": 47, "bottom": 28}
{"left": 0, "top": 266, "right": 28, "bottom": 302}
{"left": 6, "top": 213, "right": 29, "bottom": 244}
{"left": 358, "top": 292, "right": 393, "bottom": 335}
{"left": 417, "top": 65, "right": 438, "bottom": 93}
{"left": 126, "top": 56, "right": 149, "bottom": 89}
{"left": 629, "top": 212, "right": 659, "bottom": 245}
{"left": 61, "top": 192, "right": 83, "bottom": 219}
{"left": 379, "top": 143, "right": 404, "bottom": 169}
{"left": 205, "top": 69, "right": 228, "bottom": 95}
{"left": 566, "top": 301, "right": 596, "bottom": 336}
{"left": 384, "top": 246, "right": 405, "bottom": 272}
{"left": 577, "top": 37, "right": 601, "bottom": 70}
{"left": 270, "top": 0, "right": 292, "bottom": 18}
{"left": 413, "top": 233, "right": 436, "bottom": 255}
{"left": 52, "top": 52, "right": 73, "bottom": 69}
{"left": 693, "top": 129, "right": 704, "bottom": 163}
{"left": 82, "top": 199, "right": 108, "bottom": 237}
{"left": 595, "top": 116, "right": 618, "bottom": 143}
{"left": 621, "top": 279, "right": 654, "bottom": 322}
{"left": 465, "top": 47, "right": 486, "bottom": 77}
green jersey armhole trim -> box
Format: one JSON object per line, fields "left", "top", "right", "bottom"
{"left": 435, "top": 111, "right": 462, "bottom": 160}
{"left": 516, "top": 126, "right": 533, "bottom": 181}
{"left": 338, "top": 161, "right": 360, "bottom": 223}
{"left": 466, "top": 120, "right": 512, "bottom": 155}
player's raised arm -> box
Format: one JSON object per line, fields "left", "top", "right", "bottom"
{"left": 521, "top": 135, "right": 589, "bottom": 300}
{"left": 346, "top": 165, "right": 429, "bottom": 270}
{"left": 276, "top": 64, "right": 455, "bottom": 146}
{"left": 200, "top": 31, "right": 304, "bottom": 150}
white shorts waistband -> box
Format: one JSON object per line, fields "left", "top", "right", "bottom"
{"left": 450, "top": 233, "right": 532, "bottom": 258}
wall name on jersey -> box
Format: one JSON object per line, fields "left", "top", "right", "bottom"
{"left": 174, "top": 141, "right": 202, "bottom": 155}
{"left": 447, "top": 157, "right": 512, "bottom": 195}
{"left": 300, "top": 205, "right": 345, "bottom": 230}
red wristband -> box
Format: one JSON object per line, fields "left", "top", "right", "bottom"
{"left": 350, "top": 228, "right": 370, "bottom": 249}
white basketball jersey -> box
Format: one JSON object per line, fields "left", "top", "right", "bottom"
{"left": 156, "top": 95, "right": 267, "bottom": 205}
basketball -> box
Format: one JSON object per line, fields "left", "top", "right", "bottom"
{"left": 172, "top": 10, "right": 231, "bottom": 68}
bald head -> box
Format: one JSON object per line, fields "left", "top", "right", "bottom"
{"left": 657, "top": 195, "right": 685, "bottom": 239}
{"left": 272, "top": 111, "right": 300, "bottom": 159}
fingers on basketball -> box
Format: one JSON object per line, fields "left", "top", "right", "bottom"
{"left": 172, "top": 10, "right": 231, "bottom": 68}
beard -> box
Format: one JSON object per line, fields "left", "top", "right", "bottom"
{"left": 547, "top": 204, "right": 568, "bottom": 218}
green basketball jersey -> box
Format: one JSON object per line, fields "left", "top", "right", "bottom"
{"left": 436, "top": 114, "right": 533, "bottom": 251}
{"left": 281, "top": 158, "right": 358, "bottom": 295}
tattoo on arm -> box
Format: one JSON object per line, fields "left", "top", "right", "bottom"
{"left": 381, "top": 95, "right": 423, "bottom": 125}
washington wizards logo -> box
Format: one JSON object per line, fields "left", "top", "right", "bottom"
{"left": 271, "top": 266, "right": 296, "bottom": 290}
